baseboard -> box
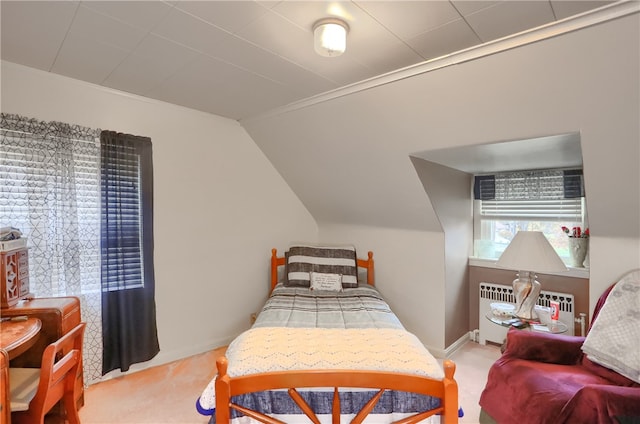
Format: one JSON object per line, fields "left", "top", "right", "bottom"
{"left": 445, "top": 332, "right": 471, "bottom": 357}
{"left": 97, "top": 331, "right": 470, "bottom": 382}
{"left": 96, "top": 335, "right": 234, "bottom": 383}
{"left": 426, "top": 332, "right": 471, "bottom": 358}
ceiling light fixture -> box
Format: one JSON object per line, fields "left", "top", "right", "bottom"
{"left": 313, "top": 18, "right": 349, "bottom": 57}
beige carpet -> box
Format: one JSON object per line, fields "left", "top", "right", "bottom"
{"left": 78, "top": 341, "right": 501, "bottom": 424}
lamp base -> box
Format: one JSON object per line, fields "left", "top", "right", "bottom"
{"left": 512, "top": 271, "right": 541, "bottom": 320}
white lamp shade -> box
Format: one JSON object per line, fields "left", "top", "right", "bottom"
{"left": 313, "top": 19, "right": 348, "bottom": 57}
{"left": 496, "top": 231, "right": 567, "bottom": 273}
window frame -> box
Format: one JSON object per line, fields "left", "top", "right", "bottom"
{"left": 100, "top": 131, "right": 154, "bottom": 293}
{"left": 472, "top": 168, "right": 588, "bottom": 264}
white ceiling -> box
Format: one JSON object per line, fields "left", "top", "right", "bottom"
{"left": 0, "top": 1, "right": 614, "bottom": 121}
{"left": 413, "top": 133, "right": 583, "bottom": 174}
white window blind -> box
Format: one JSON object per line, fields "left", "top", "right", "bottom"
{"left": 1, "top": 113, "right": 104, "bottom": 384}
{"left": 0, "top": 126, "right": 101, "bottom": 296}
{"left": 100, "top": 141, "right": 145, "bottom": 292}
{"left": 480, "top": 198, "right": 583, "bottom": 220}
{"left": 473, "top": 168, "right": 586, "bottom": 261}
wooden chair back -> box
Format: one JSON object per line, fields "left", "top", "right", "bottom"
{"left": 11, "top": 322, "right": 85, "bottom": 424}
{"left": 1, "top": 349, "right": 9, "bottom": 424}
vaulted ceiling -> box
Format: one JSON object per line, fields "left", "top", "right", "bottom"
{"left": 238, "top": 3, "right": 637, "bottom": 231}
{"left": 2, "top": 1, "right": 636, "bottom": 236}
{"left": 1, "top": 1, "right": 614, "bottom": 121}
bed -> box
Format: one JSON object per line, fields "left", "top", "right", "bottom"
{"left": 197, "top": 245, "right": 459, "bottom": 424}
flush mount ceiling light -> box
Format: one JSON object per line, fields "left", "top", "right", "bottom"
{"left": 313, "top": 18, "right": 349, "bottom": 57}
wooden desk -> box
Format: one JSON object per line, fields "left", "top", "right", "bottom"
{"left": 0, "top": 318, "right": 42, "bottom": 360}
{"left": 2, "top": 298, "right": 81, "bottom": 368}
{"left": 1, "top": 296, "right": 84, "bottom": 415}
{"left": 0, "top": 318, "right": 42, "bottom": 424}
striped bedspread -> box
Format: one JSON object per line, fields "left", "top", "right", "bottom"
{"left": 253, "top": 283, "right": 405, "bottom": 329}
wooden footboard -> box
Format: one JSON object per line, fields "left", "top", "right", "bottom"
{"left": 240, "top": 248, "right": 458, "bottom": 423}
{"left": 215, "top": 356, "right": 458, "bottom": 424}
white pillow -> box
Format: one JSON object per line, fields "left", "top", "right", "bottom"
{"left": 309, "top": 271, "right": 343, "bottom": 292}
{"left": 582, "top": 269, "right": 640, "bottom": 384}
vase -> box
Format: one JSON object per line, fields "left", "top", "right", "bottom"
{"left": 568, "top": 238, "right": 588, "bottom": 267}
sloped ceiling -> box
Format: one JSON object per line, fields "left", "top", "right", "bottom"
{"left": 413, "top": 133, "right": 583, "bottom": 174}
{"left": 0, "top": 0, "right": 614, "bottom": 121}
{"left": 241, "top": 4, "right": 638, "bottom": 235}
{"left": 1, "top": 1, "right": 636, "bottom": 235}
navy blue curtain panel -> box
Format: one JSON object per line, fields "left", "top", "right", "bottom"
{"left": 100, "top": 130, "right": 159, "bottom": 374}
{"left": 473, "top": 175, "right": 496, "bottom": 200}
{"left": 563, "top": 169, "right": 584, "bottom": 198}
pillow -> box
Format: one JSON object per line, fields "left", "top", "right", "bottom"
{"left": 283, "top": 250, "right": 289, "bottom": 285}
{"left": 309, "top": 272, "right": 343, "bottom": 291}
{"left": 286, "top": 244, "right": 358, "bottom": 288}
{"left": 581, "top": 269, "right": 640, "bottom": 384}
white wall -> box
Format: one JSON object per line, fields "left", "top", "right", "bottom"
{"left": 1, "top": 61, "right": 318, "bottom": 371}
{"left": 589, "top": 237, "right": 640, "bottom": 309}
{"left": 244, "top": 13, "right": 640, "bottom": 348}
{"left": 318, "top": 223, "right": 446, "bottom": 352}
{"left": 411, "top": 158, "right": 473, "bottom": 347}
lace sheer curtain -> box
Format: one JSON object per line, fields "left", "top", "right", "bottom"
{"left": 0, "top": 113, "right": 103, "bottom": 383}
{"left": 495, "top": 170, "right": 568, "bottom": 200}
{"left": 475, "top": 169, "right": 584, "bottom": 201}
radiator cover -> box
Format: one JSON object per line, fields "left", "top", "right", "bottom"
{"left": 479, "top": 282, "right": 575, "bottom": 345}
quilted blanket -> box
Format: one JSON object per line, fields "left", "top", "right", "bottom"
{"left": 197, "top": 284, "right": 447, "bottom": 423}
{"left": 222, "top": 327, "right": 443, "bottom": 378}
{"left": 252, "top": 283, "right": 405, "bottom": 329}
{"left": 197, "top": 327, "right": 444, "bottom": 420}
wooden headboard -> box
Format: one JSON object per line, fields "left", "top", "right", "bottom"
{"left": 270, "top": 248, "right": 375, "bottom": 292}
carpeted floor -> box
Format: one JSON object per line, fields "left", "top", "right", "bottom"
{"left": 78, "top": 341, "right": 501, "bottom": 424}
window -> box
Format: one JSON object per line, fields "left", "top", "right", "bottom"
{"left": 473, "top": 169, "right": 587, "bottom": 264}
{"left": 0, "top": 117, "right": 101, "bottom": 297}
{"left": 99, "top": 130, "right": 159, "bottom": 375}
{"left": 0, "top": 113, "right": 102, "bottom": 383}
{"left": 1, "top": 114, "right": 159, "bottom": 380}
{"left": 100, "top": 135, "right": 148, "bottom": 291}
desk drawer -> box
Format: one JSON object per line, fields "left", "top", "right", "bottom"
{"left": 17, "top": 250, "right": 28, "bottom": 269}
{"left": 1, "top": 248, "right": 30, "bottom": 308}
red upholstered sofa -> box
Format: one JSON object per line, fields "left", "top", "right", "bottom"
{"left": 479, "top": 282, "right": 640, "bottom": 424}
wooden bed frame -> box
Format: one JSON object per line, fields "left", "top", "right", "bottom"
{"left": 215, "top": 248, "right": 459, "bottom": 424}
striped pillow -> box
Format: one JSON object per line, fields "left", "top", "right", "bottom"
{"left": 286, "top": 245, "right": 358, "bottom": 288}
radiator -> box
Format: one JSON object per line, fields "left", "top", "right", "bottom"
{"left": 479, "top": 282, "right": 575, "bottom": 345}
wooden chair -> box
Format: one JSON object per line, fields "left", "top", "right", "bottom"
{"left": 1, "top": 349, "right": 10, "bottom": 424}
{"left": 10, "top": 322, "right": 85, "bottom": 424}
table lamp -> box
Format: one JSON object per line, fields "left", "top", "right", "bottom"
{"left": 496, "top": 231, "right": 568, "bottom": 320}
